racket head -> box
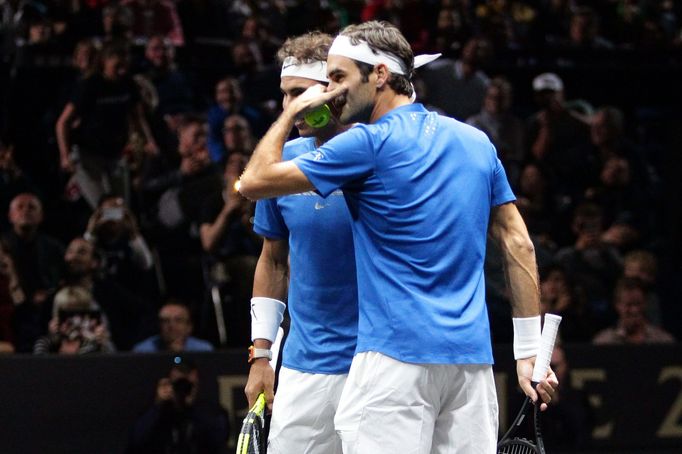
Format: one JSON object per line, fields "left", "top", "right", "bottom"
{"left": 497, "top": 437, "right": 541, "bottom": 454}
{"left": 236, "top": 393, "right": 266, "bottom": 454}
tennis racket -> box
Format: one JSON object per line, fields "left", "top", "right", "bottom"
{"left": 236, "top": 392, "right": 267, "bottom": 454}
{"left": 497, "top": 314, "right": 562, "bottom": 454}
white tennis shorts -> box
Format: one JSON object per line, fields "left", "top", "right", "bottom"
{"left": 334, "top": 351, "right": 499, "bottom": 454}
{"left": 267, "top": 366, "right": 348, "bottom": 454}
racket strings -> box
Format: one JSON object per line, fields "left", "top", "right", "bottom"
{"left": 498, "top": 439, "right": 539, "bottom": 454}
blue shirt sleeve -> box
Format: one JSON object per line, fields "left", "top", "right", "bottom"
{"left": 254, "top": 198, "right": 288, "bottom": 239}
{"left": 490, "top": 144, "right": 516, "bottom": 206}
{"left": 293, "top": 125, "right": 375, "bottom": 197}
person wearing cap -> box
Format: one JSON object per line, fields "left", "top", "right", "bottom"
{"left": 527, "top": 72, "right": 590, "bottom": 198}
{"left": 242, "top": 32, "right": 357, "bottom": 454}
{"left": 239, "top": 21, "right": 557, "bottom": 453}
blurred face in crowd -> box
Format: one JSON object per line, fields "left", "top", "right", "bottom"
{"left": 600, "top": 157, "right": 630, "bottom": 188}
{"left": 225, "top": 152, "right": 248, "bottom": 180}
{"left": 624, "top": 257, "right": 656, "bottom": 286}
{"left": 145, "top": 36, "right": 170, "bottom": 68}
{"left": 281, "top": 76, "right": 326, "bottom": 137}
{"left": 541, "top": 269, "right": 569, "bottom": 303}
{"left": 223, "top": 116, "right": 252, "bottom": 152}
{"left": 519, "top": 164, "right": 546, "bottom": 197}
{"left": 73, "top": 42, "right": 96, "bottom": 74}
{"left": 615, "top": 287, "right": 647, "bottom": 332}
{"left": 28, "top": 20, "right": 51, "bottom": 44}
{"left": 102, "top": 54, "right": 128, "bottom": 80}
{"left": 570, "top": 13, "right": 596, "bottom": 45}
{"left": 232, "top": 43, "right": 257, "bottom": 71}
{"left": 9, "top": 194, "right": 43, "bottom": 234}
{"left": 159, "top": 304, "right": 192, "bottom": 347}
{"left": 215, "top": 79, "right": 240, "bottom": 109}
{"left": 178, "top": 121, "right": 208, "bottom": 157}
{"left": 483, "top": 85, "right": 507, "bottom": 115}
{"left": 64, "top": 238, "right": 96, "bottom": 278}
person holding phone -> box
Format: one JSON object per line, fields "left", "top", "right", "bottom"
{"left": 33, "top": 285, "right": 115, "bottom": 354}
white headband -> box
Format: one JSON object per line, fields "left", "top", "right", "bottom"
{"left": 280, "top": 56, "right": 328, "bottom": 82}
{"left": 328, "top": 35, "right": 441, "bottom": 76}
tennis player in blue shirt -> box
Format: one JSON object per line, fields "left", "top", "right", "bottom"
{"left": 240, "top": 21, "right": 558, "bottom": 454}
{"left": 243, "top": 32, "right": 357, "bottom": 454}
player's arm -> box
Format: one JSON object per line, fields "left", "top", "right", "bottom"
{"left": 239, "top": 84, "right": 346, "bottom": 200}
{"left": 244, "top": 237, "right": 289, "bottom": 410}
{"left": 489, "top": 202, "right": 558, "bottom": 409}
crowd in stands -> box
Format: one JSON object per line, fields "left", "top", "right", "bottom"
{"left": 0, "top": 0, "right": 680, "bottom": 358}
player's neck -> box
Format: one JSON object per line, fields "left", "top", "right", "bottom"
{"left": 370, "top": 90, "right": 412, "bottom": 123}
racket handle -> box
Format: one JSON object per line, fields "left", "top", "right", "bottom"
{"left": 531, "top": 313, "right": 562, "bottom": 383}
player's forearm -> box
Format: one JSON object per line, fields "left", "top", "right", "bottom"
{"left": 252, "top": 250, "right": 289, "bottom": 302}
{"left": 490, "top": 204, "right": 540, "bottom": 317}
{"left": 239, "top": 109, "right": 297, "bottom": 199}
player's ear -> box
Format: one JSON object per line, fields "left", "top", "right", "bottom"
{"left": 375, "top": 64, "right": 389, "bottom": 88}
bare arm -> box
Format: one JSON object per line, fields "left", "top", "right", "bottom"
{"left": 245, "top": 237, "right": 289, "bottom": 409}
{"left": 199, "top": 192, "right": 244, "bottom": 253}
{"left": 489, "top": 202, "right": 558, "bottom": 408}
{"left": 488, "top": 202, "right": 539, "bottom": 317}
{"left": 239, "top": 84, "right": 346, "bottom": 200}
{"left": 55, "top": 103, "right": 76, "bottom": 171}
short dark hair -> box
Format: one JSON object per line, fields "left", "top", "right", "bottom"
{"left": 340, "top": 21, "right": 414, "bottom": 97}
{"left": 613, "top": 277, "right": 646, "bottom": 303}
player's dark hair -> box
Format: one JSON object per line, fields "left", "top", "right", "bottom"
{"left": 340, "top": 21, "right": 414, "bottom": 97}
{"left": 276, "top": 31, "right": 333, "bottom": 65}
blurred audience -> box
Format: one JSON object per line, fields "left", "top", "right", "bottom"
{"left": 593, "top": 278, "right": 674, "bottom": 344}
{"left": 133, "top": 301, "right": 212, "bottom": 352}
{"left": 34, "top": 285, "right": 115, "bottom": 354}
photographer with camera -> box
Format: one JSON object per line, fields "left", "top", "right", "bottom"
{"left": 33, "top": 285, "right": 115, "bottom": 355}
{"left": 127, "top": 358, "right": 228, "bottom": 454}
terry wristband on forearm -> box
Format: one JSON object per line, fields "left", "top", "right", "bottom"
{"left": 250, "top": 297, "right": 286, "bottom": 343}
{"left": 512, "top": 315, "right": 541, "bottom": 359}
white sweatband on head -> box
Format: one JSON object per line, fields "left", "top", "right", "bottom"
{"left": 280, "top": 56, "right": 328, "bottom": 82}
{"left": 328, "top": 35, "right": 441, "bottom": 76}
{"left": 250, "top": 297, "right": 286, "bottom": 343}
{"left": 512, "top": 315, "right": 542, "bottom": 360}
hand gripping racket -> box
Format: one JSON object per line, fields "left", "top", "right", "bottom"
{"left": 236, "top": 392, "right": 266, "bottom": 454}
{"left": 498, "top": 314, "right": 562, "bottom": 454}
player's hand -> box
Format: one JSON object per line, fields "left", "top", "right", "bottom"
{"left": 245, "top": 358, "right": 276, "bottom": 413}
{"left": 516, "top": 357, "right": 558, "bottom": 412}
{"left": 289, "top": 83, "right": 347, "bottom": 116}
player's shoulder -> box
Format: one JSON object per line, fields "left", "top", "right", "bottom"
{"left": 283, "top": 136, "right": 317, "bottom": 159}
{"left": 439, "top": 113, "right": 493, "bottom": 145}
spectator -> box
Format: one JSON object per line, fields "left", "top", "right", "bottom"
{"left": 623, "top": 249, "right": 662, "bottom": 325}
{"left": 565, "top": 7, "right": 614, "bottom": 50}
{"left": 0, "top": 240, "right": 25, "bottom": 351}
{"left": 420, "top": 37, "right": 491, "bottom": 120}
{"left": 99, "top": 4, "right": 134, "bottom": 45}
{"left": 428, "top": 5, "right": 472, "bottom": 57}
{"left": 467, "top": 77, "right": 524, "bottom": 185}
{"left": 540, "top": 264, "right": 595, "bottom": 342}
{"left": 221, "top": 114, "right": 255, "bottom": 159}
{"left": 198, "top": 152, "right": 259, "bottom": 346}
{"left": 0, "top": 140, "right": 38, "bottom": 232}
{"left": 526, "top": 72, "right": 591, "bottom": 199}
{"left": 514, "top": 161, "right": 560, "bottom": 242}
{"left": 2, "top": 193, "right": 64, "bottom": 351}
{"left": 231, "top": 40, "right": 280, "bottom": 111}
{"left": 207, "top": 77, "right": 265, "bottom": 163}
{"left": 133, "top": 301, "right": 213, "bottom": 352}
{"left": 56, "top": 43, "right": 159, "bottom": 209}
{"left": 593, "top": 278, "right": 675, "bottom": 344}
{"left": 120, "top": 0, "right": 184, "bottom": 46}
{"left": 127, "top": 358, "right": 228, "bottom": 454}
{"left": 34, "top": 285, "right": 115, "bottom": 354}
{"left": 555, "top": 203, "right": 623, "bottom": 326}
{"left": 140, "top": 35, "right": 193, "bottom": 117}
{"left": 59, "top": 237, "right": 147, "bottom": 350}
{"left": 139, "top": 114, "right": 222, "bottom": 303}
{"left": 84, "top": 194, "right": 155, "bottom": 296}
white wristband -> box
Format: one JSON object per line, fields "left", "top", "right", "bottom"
{"left": 512, "top": 315, "right": 541, "bottom": 360}
{"left": 250, "top": 297, "right": 286, "bottom": 343}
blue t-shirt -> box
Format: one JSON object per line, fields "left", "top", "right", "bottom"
{"left": 294, "top": 104, "right": 516, "bottom": 365}
{"left": 254, "top": 137, "right": 358, "bottom": 374}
